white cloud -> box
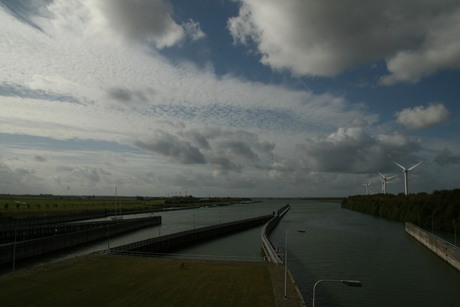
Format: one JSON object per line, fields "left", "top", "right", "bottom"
{"left": 228, "top": 0, "right": 460, "bottom": 81}
{"left": 0, "top": 0, "right": 375, "bottom": 145}
{"left": 396, "top": 104, "right": 450, "bottom": 130}
{"left": 380, "top": 8, "right": 460, "bottom": 85}
{"left": 297, "top": 127, "right": 421, "bottom": 173}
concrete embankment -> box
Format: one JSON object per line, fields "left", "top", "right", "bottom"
{"left": 111, "top": 215, "right": 272, "bottom": 254}
{"left": 261, "top": 204, "right": 306, "bottom": 307}
{"left": 0, "top": 216, "right": 161, "bottom": 266}
{"left": 405, "top": 222, "right": 460, "bottom": 271}
{"left": 261, "top": 204, "right": 290, "bottom": 263}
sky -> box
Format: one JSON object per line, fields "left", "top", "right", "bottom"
{"left": 1, "top": 0, "right": 459, "bottom": 197}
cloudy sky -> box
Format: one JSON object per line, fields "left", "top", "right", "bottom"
{"left": 1, "top": 0, "right": 459, "bottom": 197}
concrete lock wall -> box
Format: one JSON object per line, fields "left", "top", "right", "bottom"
{"left": 0, "top": 216, "right": 161, "bottom": 266}
{"left": 111, "top": 215, "right": 273, "bottom": 254}
{"left": 0, "top": 220, "right": 132, "bottom": 243}
{"left": 405, "top": 222, "right": 460, "bottom": 272}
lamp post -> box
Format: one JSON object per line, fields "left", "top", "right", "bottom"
{"left": 284, "top": 229, "right": 305, "bottom": 299}
{"left": 312, "top": 279, "right": 362, "bottom": 307}
{"left": 454, "top": 220, "right": 457, "bottom": 246}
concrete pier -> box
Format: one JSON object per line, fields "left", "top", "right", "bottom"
{"left": 111, "top": 215, "right": 272, "bottom": 254}
{"left": 405, "top": 222, "right": 460, "bottom": 271}
{"left": 0, "top": 216, "right": 161, "bottom": 266}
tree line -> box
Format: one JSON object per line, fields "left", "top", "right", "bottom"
{"left": 341, "top": 189, "right": 460, "bottom": 232}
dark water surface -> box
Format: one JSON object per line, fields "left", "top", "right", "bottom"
{"left": 268, "top": 200, "right": 460, "bottom": 307}
{"left": 8, "top": 199, "right": 460, "bottom": 306}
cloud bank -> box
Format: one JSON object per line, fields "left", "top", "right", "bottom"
{"left": 228, "top": 0, "right": 460, "bottom": 83}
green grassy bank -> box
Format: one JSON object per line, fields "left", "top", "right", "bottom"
{"left": 0, "top": 254, "right": 275, "bottom": 307}
{"left": 0, "top": 195, "right": 251, "bottom": 219}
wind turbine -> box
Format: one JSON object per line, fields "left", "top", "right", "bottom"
{"left": 392, "top": 161, "right": 423, "bottom": 195}
{"left": 377, "top": 172, "right": 398, "bottom": 194}
{"left": 362, "top": 179, "right": 372, "bottom": 195}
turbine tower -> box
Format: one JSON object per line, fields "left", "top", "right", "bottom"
{"left": 377, "top": 172, "right": 398, "bottom": 194}
{"left": 362, "top": 179, "right": 372, "bottom": 195}
{"left": 392, "top": 161, "right": 423, "bottom": 195}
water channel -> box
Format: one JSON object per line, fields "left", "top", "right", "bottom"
{"left": 9, "top": 199, "right": 460, "bottom": 306}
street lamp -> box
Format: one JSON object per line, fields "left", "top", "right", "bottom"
{"left": 312, "top": 279, "right": 362, "bottom": 307}
{"left": 284, "top": 229, "right": 305, "bottom": 299}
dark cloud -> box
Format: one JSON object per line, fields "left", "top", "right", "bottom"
{"left": 108, "top": 87, "right": 133, "bottom": 102}
{"left": 135, "top": 134, "right": 206, "bottom": 164}
{"left": 34, "top": 155, "right": 47, "bottom": 162}
{"left": 220, "top": 140, "right": 259, "bottom": 163}
{"left": 0, "top": 163, "right": 41, "bottom": 193}
{"left": 107, "top": 87, "right": 150, "bottom": 104}
{"left": 71, "top": 167, "right": 101, "bottom": 183}
{"left": 186, "top": 128, "right": 276, "bottom": 169}
{"left": 0, "top": 83, "right": 81, "bottom": 104}
{"left": 184, "top": 130, "right": 210, "bottom": 150}
{"left": 135, "top": 128, "right": 276, "bottom": 173}
{"left": 96, "top": 0, "right": 204, "bottom": 48}
{"left": 434, "top": 148, "right": 460, "bottom": 166}
{"left": 207, "top": 156, "right": 242, "bottom": 173}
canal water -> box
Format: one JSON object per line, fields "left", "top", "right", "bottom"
{"left": 9, "top": 199, "right": 460, "bottom": 306}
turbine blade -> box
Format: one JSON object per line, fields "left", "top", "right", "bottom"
{"left": 408, "top": 161, "right": 423, "bottom": 171}
{"left": 387, "top": 175, "right": 398, "bottom": 182}
{"left": 377, "top": 171, "right": 385, "bottom": 178}
{"left": 392, "top": 161, "right": 406, "bottom": 170}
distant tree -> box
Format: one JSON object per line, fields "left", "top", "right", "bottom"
{"left": 342, "top": 189, "right": 460, "bottom": 232}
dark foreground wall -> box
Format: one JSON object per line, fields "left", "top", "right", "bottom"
{"left": 405, "top": 222, "right": 460, "bottom": 271}
{"left": 0, "top": 216, "right": 161, "bottom": 266}
{"left": 111, "top": 215, "right": 273, "bottom": 254}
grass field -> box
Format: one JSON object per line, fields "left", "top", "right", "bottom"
{"left": 0, "top": 254, "right": 276, "bottom": 307}
{"left": 0, "top": 195, "right": 162, "bottom": 218}
{"left": 0, "top": 195, "right": 246, "bottom": 219}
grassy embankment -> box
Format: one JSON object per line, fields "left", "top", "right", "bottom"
{"left": 0, "top": 254, "right": 275, "bottom": 307}
{"left": 0, "top": 195, "right": 250, "bottom": 219}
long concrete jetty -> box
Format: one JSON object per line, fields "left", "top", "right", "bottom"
{"left": 261, "top": 204, "right": 290, "bottom": 263}
{"left": 0, "top": 216, "right": 161, "bottom": 266}
{"left": 405, "top": 222, "right": 460, "bottom": 271}
{"left": 110, "top": 215, "right": 273, "bottom": 254}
